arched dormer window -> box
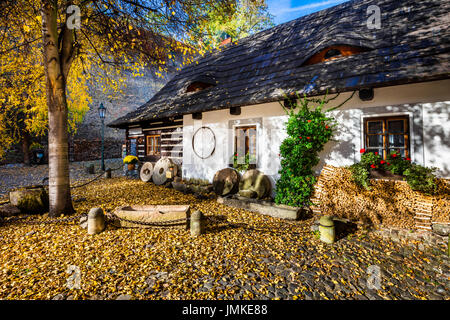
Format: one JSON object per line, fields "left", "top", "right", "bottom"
{"left": 303, "top": 45, "right": 368, "bottom": 66}
{"left": 186, "top": 81, "right": 214, "bottom": 93}
{"left": 185, "top": 74, "right": 216, "bottom": 93}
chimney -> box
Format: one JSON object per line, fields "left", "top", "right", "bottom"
{"left": 219, "top": 32, "right": 232, "bottom": 47}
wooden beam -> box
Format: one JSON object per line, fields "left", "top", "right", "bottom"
{"left": 192, "top": 112, "right": 202, "bottom": 120}
{"left": 230, "top": 106, "right": 241, "bottom": 115}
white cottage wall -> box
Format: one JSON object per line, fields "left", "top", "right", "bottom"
{"left": 182, "top": 79, "right": 450, "bottom": 183}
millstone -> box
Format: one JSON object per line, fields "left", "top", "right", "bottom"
{"left": 152, "top": 158, "right": 174, "bottom": 185}
{"left": 238, "top": 169, "right": 272, "bottom": 199}
{"left": 140, "top": 162, "right": 154, "bottom": 182}
{"left": 212, "top": 168, "right": 240, "bottom": 196}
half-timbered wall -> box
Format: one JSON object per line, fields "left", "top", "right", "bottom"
{"left": 125, "top": 116, "right": 183, "bottom": 165}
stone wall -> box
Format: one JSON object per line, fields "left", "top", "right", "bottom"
{"left": 68, "top": 138, "right": 123, "bottom": 162}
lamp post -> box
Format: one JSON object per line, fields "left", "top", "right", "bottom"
{"left": 98, "top": 103, "right": 106, "bottom": 171}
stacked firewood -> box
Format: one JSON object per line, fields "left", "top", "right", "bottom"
{"left": 432, "top": 179, "right": 450, "bottom": 223}
{"left": 314, "top": 165, "right": 450, "bottom": 230}
{"left": 316, "top": 166, "right": 416, "bottom": 229}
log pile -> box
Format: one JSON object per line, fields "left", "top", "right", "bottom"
{"left": 431, "top": 179, "right": 450, "bottom": 224}
{"left": 312, "top": 165, "right": 450, "bottom": 230}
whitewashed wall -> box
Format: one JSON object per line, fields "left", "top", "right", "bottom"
{"left": 182, "top": 79, "right": 450, "bottom": 184}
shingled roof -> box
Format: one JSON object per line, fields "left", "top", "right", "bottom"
{"left": 109, "top": 0, "right": 450, "bottom": 128}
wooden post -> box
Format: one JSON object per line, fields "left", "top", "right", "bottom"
{"left": 104, "top": 168, "right": 111, "bottom": 179}
{"left": 190, "top": 210, "right": 204, "bottom": 237}
{"left": 447, "top": 236, "right": 449, "bottom": 257}
{"left": 319, "top": 215, "right": 335, "bottom": 244}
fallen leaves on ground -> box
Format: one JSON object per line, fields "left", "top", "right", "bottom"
{"left": 0, "top": 177, "right": 448, "bottom": 300}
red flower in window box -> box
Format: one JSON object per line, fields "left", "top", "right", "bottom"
{"left": 391, "top": 154, "right": 397, "bottom": 158}
{"left": 375, "top": 152, "right": 378, "bottom": 155}
{"left": 325, "top": 125, "right": 329, "bottom": 129}
{"left": 360, "top": 148, "right": 366, "bottom": 153}
{"left": 307, "top": 120, "right": 311, "bottom": 123}
{"left": 299, "top": 136, "right": 302, "bottom": 139}
{"left": 370, "top": 164, "right": 376, "bottom": 169}
{"left": 380, "top": 160, "right": 385, "bottom": 164}
{"left": 306, "top": 137, "right": 311, "bottom": 140}
{"left": 406, "top": 157, "right": 411, "bottom": 161}
{"left": 387, "top": 162, "right": 391, "bottom": 166}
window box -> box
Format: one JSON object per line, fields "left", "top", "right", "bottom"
{"left": 369, "top": 169, "right": 404, "bottom": 181}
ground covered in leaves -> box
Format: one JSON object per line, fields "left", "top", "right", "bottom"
{"left": 0, "top": 177, "right": 448, "bottom": 300}
{"left": 0, "top": 158, "right": 123, "bottom": 197}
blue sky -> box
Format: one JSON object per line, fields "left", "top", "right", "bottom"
{"left": 267, "top": 0, "right": 349, "bottom": 25}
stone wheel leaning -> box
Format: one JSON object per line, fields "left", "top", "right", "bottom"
{"left": 140, "top": 162, "right": 154, "bottom": 182}
{"left": 152, "top": 158, "right": 175, "bottom": 185}
{"left": 212, "top": 168, "right": 240, "bottom": 196}
{"left": 238, "top": 169, "right": 272, "bottom": 199}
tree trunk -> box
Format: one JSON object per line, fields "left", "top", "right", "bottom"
{"left": 41, "top": 0, "right": 74, "bottom": 216}
{"left": 22, "top": 131, "right": 31, "bottom": 166}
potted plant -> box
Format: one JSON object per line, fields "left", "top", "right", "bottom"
{"left": 230, "top": 152, "right": 256, "bottom": 173}
{"left": 123, "top": 155, "right": 139, "bottom": 171}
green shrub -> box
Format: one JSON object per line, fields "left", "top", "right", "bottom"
{"left": 386, "top": 150, "right": 411, "bottom": 174}
{"left": 403, "top": 165, "right": 437, "bottom": 195}
{"left": 350, "top": 149, "right": 437, "bottom": 194}
{"left": 30, "top": 142, "right": 44, "bottom": 150}
{"left": 231, "top": 152, "right": 255, "bottom": 172}
{"left": 275, "top": 93, "right": 339, "bottom": 207}
{"left": 349, "top": 163, "right": 371, "bottom": 190}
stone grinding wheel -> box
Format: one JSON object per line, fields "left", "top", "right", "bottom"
{"left": 212, "top": 168, "right": 240, "bottom": 196}
{"left": 140, "top": 162, "right": 154, "bottom": 182}
{"left": 152, "top": 158, "right": 175, "bottom": 185}
{"left": 238, "top": 169, "right": 272, "bottom": 199}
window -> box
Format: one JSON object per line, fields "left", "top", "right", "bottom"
{"left": 303, "top": 45, "right": 368, "bottom": 66}
{"left": 186, "top": 81, "right": 214, "bottom": 93}
{"left": 364, "top": 116, "right": 410, "bottom": 159}
{"left": 146, "top": 135, "right": 161, "bottom": 156}
{"left": 234, "top": 125, "right": 257, "bottom": 163}
{"left": 324, "top": 48, "right": 342, "bottom": 60}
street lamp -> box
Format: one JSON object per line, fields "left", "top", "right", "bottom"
{"left": 98, "top": 103, "right": 106, "bottom": 171}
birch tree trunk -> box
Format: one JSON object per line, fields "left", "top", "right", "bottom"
{"left": 41, "top": 0, "right": 74, "bottom": 216}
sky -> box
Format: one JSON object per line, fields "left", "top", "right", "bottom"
{"left": 267, "top": 0, "right": 350, "bottom": 25}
